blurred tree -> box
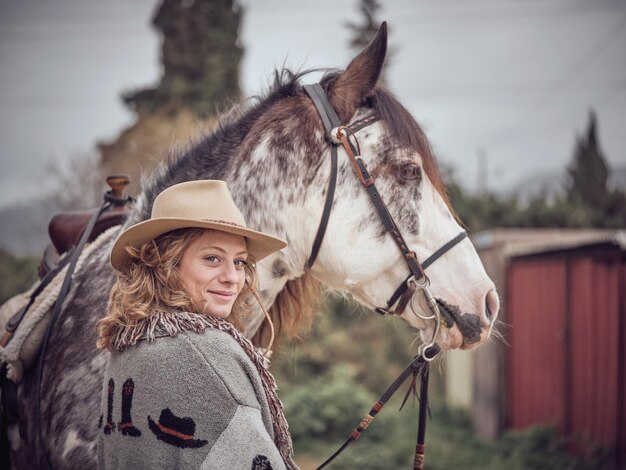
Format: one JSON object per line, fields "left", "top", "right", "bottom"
{"left": 282, "top": 364, "right": 412, "bottom": 469}
{"left": 603, "top": 187, "right": 626, "bottom": 228}
{"left": 274, "top": 295, "right": 418, "bottom": 392}
{"left": 346, "top": 0, "right": 393, "bottom": 85}
{"left": 445, "top": 111, "right": 626, "bottom": 231}
{"left": 566, "top": 111, "right": 609, "bottom": 209}
{"left": 347, "top": 0, "right": 382, "bottom": 50}
{"left": 123, "top": 0, "right": 243, "bottom": 117}
{"left": 102, "top": 0, "right": 242, "bottom": 196}
{"left": 46, "top": 153, "right": 105, "bottom": 211}
{"left": 275, "top": 295, "right": 432, "bottom": 469}
{"left": 0, "top": 250, "right": 38, "bottom": 305}
{"left": 445, "top": 166, "right": 524, "bottom": 233}
{"left": 565, "top": 111, "right": 626, "bottom": 228}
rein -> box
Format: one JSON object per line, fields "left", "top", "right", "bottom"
{"left": 35, "top": 200, "right": 109, "bottom": 470}
{"left": 303, "top": 83, "right": 467, "bottom": 468}
{"left": 33, "top": 185, "right": 132, "bottom": 470}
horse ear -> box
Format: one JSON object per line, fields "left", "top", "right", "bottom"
{"left": 328, "top": 21, "right": 387, "bottom": 122}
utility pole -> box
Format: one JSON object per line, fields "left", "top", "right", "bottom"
{"left": 477, "top": 146, "right": 488, "bottom": 193}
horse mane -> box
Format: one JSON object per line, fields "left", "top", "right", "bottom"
{"left": 133, "top": 68, "right": 452, "bottom": 348}
{"left": 137, "top": 69, "right": 308, "bottom": 221}
{"left": 253, "top": 272, "right": 321, "bottom": 349}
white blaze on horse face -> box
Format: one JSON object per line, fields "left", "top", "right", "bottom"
{"left": 403, "top": 168, "right": 499, "bottom": 350}
{"left": 306, "top": 122, "right": 499, "bottom": 351}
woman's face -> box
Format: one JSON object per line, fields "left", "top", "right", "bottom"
{"left": 178, "top": 230, "right": 248, "bottom": 318}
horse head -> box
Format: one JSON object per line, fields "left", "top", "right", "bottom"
{"left": 228, "top": 24, "right": 499, "bottom": 351}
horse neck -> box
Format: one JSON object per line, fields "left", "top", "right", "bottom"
{"left": 126, "top": 93, "right": 290, "bottom": 226}
{"left": 125, "top": 99, "right": 319, "bottom": 324}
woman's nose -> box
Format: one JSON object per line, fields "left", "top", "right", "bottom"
{"left": 218, "top": 262, "right": 239, "bottom": 284}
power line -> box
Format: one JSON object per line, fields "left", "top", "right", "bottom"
{"left": 394, "top": 77, "right": 626, "bottom": 99}
{"left": 553, "top": 10, "right": 626, "bottom": 89}
{"left": 394, "top": 0, "right": 626, "bottom": 23}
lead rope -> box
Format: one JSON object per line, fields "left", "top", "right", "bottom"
{"left": 315, "top": 278, "right": 442, "bottom": 469}
{"left": 414, "top": 360, "right": 431, "bottom": 469}
{"left": 316, "top": 344, "right": 440, "bottom": 470}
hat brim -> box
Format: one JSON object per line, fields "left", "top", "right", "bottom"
{"left": 110, "top": 217, "right": 287, "bottom": 273}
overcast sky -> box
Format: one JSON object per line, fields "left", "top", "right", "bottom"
{"left": 0, "top": 0, "right": 624, "bottom": 209}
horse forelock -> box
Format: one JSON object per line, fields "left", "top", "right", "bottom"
{"left": 367, "top": 87, "right": 457, "bottom": 220}
{"left": 316, "top": 72, "right": 455, "bottom": 221}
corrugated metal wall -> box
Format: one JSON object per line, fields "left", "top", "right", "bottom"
{"left": 569, "top": 256, "right": 620, "bottom": 447}
{"left": 506, "top": 249, "right": 625, "bottom": 463}
{"left": 507, "top": 259, "right": 567, "bottom": 431}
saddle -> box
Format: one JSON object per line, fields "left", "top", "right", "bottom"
{"left": 0, "top": 175, "right": 134, "bottom": 350}
{"left": 38, "top": 175, "right": 134, "bottom": 278}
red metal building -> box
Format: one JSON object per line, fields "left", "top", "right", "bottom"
{"left": 505, "top": 233, "right": 625, "bottom": 465}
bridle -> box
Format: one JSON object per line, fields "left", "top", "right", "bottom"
{"left": 303, "top": 83, "right": 467, "bottom": 469}
{"left": 303, "top": 83, "right": 467, "bottom": 360}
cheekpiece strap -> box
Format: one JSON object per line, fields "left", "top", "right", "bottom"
{"left": 303, "top": 84, "right": 341, "bottom": 269}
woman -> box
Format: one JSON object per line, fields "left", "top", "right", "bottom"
{"left": 96, "top": 180, "right": 297, "bottom": 470}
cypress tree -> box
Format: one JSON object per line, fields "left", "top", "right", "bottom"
{"left": 345, "top": 0, "right": 392, "bottom": 85}
{"left": 123, "top": 0, "right": 242, "bottom": 117}
{"left": 566, "top": 111, "right": 610, "bottom": 209}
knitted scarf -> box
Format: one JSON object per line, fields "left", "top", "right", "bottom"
{"left": 110, "top": 311, "right": 298, "bottom": 470}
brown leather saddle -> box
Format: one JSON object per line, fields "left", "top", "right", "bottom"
{"left": 0, "top": 176, "right": 134, "bottom": 349}
{"left": 38, "top": 175, "right": 134, "bottom": 278}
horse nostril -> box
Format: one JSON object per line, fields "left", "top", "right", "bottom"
{"left": 485, "top": 289, "right": 499, "bottom": 322}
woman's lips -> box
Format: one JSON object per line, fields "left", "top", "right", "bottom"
{"left": 208, "top": 290, "right": 236, "bottom": 301}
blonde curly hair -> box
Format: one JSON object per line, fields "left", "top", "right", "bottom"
{"left": 97, "top": 228, "right": 256, "bottom": 351}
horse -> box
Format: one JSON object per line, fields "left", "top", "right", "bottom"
{"left": 7, "top": 24, "right": 499, "bottom": 469}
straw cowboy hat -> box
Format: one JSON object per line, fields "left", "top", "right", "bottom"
{"left": 110, "top": 180, "right": 287, "bottom": 273}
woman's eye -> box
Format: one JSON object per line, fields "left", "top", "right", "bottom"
{"left": 234, "top": 259, "right": 247, "bottom": 269}
{"left": 204, "top": 255, "right": 220, "bottom": 264}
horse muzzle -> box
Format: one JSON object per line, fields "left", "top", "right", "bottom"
{"left": 432, "top": 288, "right": 499, "bottom": 351}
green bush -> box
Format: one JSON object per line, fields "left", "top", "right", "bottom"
{"left": 282, "top": 364, "right": 414, "bottom": 469}
{"left": 492, "top": 425, "right": 613, "bottom": 470}
{"left": 0, "top": 250, "right": 38, "bottom": 305}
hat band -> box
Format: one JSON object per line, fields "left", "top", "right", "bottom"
{"left": 156, "top": 422, "right": 194, "bottom": 441}
{"left": 201, "top": 218, "right": 246, "bottom": 229}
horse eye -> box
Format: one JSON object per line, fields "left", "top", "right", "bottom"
{"left": 398, "top": 163, "right": 421, "bottom": 183}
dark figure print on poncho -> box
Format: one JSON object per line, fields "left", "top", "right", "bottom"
{"left": 98, "top": 378, "right": 142, "bottom": 438}
{"left": 252, "top": 454, "right": 274, "bottom": 470}
{"left": 103, "top": 378, "right": 115, "bottom": 435}
{"left": 147, "top": 408, "right": 208, "bottom": 449}
{"left": 118, "top": 378, "right": 141, "bottom": 437}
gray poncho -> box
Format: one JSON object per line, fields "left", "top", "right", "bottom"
{"left": 97, "top": 312, "right": 297, "bottom": 469}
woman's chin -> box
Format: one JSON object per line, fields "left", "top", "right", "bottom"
{"left": 201, "top": 302, "right": 233, "bottom": 319}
